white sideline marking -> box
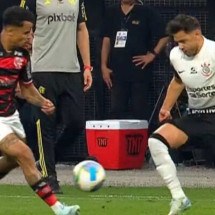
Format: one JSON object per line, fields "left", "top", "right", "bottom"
{"left": 0, "top": 194, "right": 215, "bottom": 202}
{"left": 0, "top": 194, "right": 169, "bottom": 201}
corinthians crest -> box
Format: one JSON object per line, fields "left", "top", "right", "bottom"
{"left": 201, "top": 62, "right": 212, "bottom": 76}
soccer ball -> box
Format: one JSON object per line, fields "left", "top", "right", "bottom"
{"left": 73, "top": 160, "right": 106, "bottom": 192}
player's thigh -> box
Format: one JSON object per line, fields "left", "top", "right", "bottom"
{"left": 0, "top": 133, "right": 31, "bottom": 159}
{"left": 155, "top": 123, "right": 188, "bottom": 148}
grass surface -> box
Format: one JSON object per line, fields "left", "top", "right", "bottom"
{"left": 0, "top": 185, "right": 215, "bottom": 214}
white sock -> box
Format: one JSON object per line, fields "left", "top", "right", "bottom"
{"left": 51, "top": 201, "right": 64, "bottom": 215}
{"left": 148, "top": 137, "right": 186, "bottom": 199}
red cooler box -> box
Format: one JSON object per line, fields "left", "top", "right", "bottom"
{"left": 86, "top": 120, "right": 148, "bottom": 170}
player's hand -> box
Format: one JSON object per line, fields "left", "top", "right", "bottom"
{"left": 101, "top": 66, "right": 113, "bottom": 89}
{"left": 132, "top": 52, "right": 156, "bottom": 69}
{"left": 159, "top": 108, "right": 172, "bottom": 122}
{"left": 83, "top": 70, "right": 93, "bottom": 92}
{"left": 41, "top": 99, "right": 55, "bottom": 115}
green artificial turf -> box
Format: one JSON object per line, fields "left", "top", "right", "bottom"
{"left": 0, "top": 185, "right": 214, "bottom": 215}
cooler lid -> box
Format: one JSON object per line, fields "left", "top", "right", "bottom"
{"left": 86, "top": 120, "right": 148, "bottom": 129}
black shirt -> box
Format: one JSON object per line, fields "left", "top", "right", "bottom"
{"left": 85, "top": 0, "right": 105, "bottom": 32}
{"left": 103, "top": 4, "right": 166, "bottom": 81}
{"left": 0, "top": 42, "right": 32, "bottom": 116}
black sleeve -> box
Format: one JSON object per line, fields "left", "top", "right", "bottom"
{"left": 173, "top": 70, "right": 182, "bottom": 82}
{"left": 102, "top": 6, "right": 114, "bottom": 38}
{"left": 19, "top": 49, "right": 32, "bottom": 84}
{"left": 78, "top": 0, "right": 87, "bottom": 23}
{"left": 145, "top": 6, "right": 167, "bottom": 40}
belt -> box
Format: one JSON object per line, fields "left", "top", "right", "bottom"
{"left": 187, "top": 107, "right": 215, "bottom": 115}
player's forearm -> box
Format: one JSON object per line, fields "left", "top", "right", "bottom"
{"left": 153, "top": 36, "right": 169, "bottom": 55}
{"left": 25, "top": 94, "right": 46, "bottom": 107}
{"left": 77, "top": 23, "right": 91, "bottom": 66}
{"left": 21, "top": 84, "right": 46, "bottom": 107}
{"left": 101, "top": 37, "right": 111, "bottom": 69}
{"left": 161, "top": 77, "right": 185, "bottom": 111}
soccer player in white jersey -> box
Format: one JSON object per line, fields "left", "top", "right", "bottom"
{"left": 148, "top": 14, "right": 215, "bottom": 215}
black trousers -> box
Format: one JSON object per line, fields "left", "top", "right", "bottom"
{"left": 32, "top": 72, "right": 85, "bottom": 177}
{"left": 110, "top": 80, "right": 151, "bottom": 120}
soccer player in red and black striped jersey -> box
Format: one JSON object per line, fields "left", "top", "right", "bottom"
{"left": 0, "top": 6, "right": 80, "bottom": 215}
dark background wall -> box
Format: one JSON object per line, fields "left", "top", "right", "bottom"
{"left": 85, "top": 0, "right": 209, "bottom": 120}
{"left": 59, "top": 0, "right": 211, "bottom": 162}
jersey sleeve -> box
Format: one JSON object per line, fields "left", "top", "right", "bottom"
{"left": 19, "top": 50, "right": 32, "bottom": 85}
{"left": 173, "top": 70, "right": 181, "bottom": 81}
{"left": 144, "top": 6, "right": 167, "bottom": 41}
{"left": 102, "top": 6, "right": 114, "bottom": 38}
{"left": 169, "top": 48, "right": 182, "bottom": 81}
{"left": 78, "top": 0, "right": 87, "bottom": 23}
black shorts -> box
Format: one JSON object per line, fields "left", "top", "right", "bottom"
{"left": 167, "top": 113, "right": 215, "bottom": 141}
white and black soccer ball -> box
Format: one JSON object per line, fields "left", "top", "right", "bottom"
{"left": 73, "top": 160, "right": 106, "bottom": 192}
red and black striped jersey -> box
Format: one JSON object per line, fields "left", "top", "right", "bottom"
{"left": 0, "top": 42, "right": 32, "bottom": 116}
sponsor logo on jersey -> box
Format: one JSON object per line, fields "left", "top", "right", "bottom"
{"left": 80, "top": 2, "right": 87, "bottom": 20}
{"left": 47, "top": 13, "right": 76, "bottom": 24}
{"left": 44, "top": 0, "right": 52, "bottom": 5}
{"left": 14, "top": 51, "right": 23, "bottom": 57}
{"left": 68, "top": 0, "right": 76, "bottom": 5}
{"left": 44, "top": 0, "right": 76, "bottom": 5}
{"left": 188, "top": 84, "right": 215, "bottom": 99}
{"left": 190, "top": 67, "right": 198, "bottom": 74}
{"left": 26, "top": 62, "right": 32, "bottom": 80}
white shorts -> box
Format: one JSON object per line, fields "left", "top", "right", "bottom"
{"left": 0, "top": 110, "right": 26, "bottom": 141}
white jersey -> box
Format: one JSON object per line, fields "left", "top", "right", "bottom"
{"left": 170, "top": 38, "right": 215, "bottom": 109}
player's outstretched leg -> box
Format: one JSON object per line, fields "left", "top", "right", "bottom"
{"left": 148, "top": 134, "right": 191, "bottom": 215}
{"left": 0, "top": 155, "right": 18, "bottom": 179}
{"left": 0, "top": 133, "right": 80, "bottom": 215}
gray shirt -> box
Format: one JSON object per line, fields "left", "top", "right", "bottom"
{"left": 26, "top": 0, "right": 87, "bottom": 73}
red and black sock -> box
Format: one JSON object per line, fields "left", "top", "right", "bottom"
{"left": 31, "top": 179, "right": 58, "bottom": 206}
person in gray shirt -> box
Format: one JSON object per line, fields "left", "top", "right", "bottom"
{"left": 26, "top": 0, "right": 93, "bottom": 194}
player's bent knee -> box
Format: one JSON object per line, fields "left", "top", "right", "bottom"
{"left": 148, "top": 133, "right": 171, "bottom": 166}
{"left": 148, "top": 133, "right": 170, "bottom": 154}
{"left": 149, "top": 133, "right": 170, "bottom": 148}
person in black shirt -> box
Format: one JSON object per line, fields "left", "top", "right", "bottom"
{"left": 85, "top": 0, "right": 106, "bottom": 119}
{"left": 101, "top": 0, "right": 168, "bottom": 120}
{"left": 85, "top": 0, "right": 105, "bottom": 32}
{"left": 0, "top": 6, "right": 80, "bottom": 215}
